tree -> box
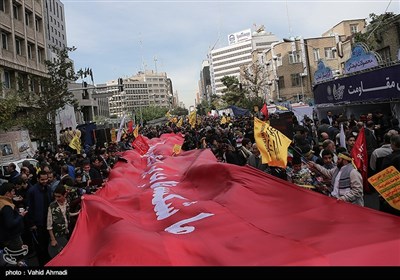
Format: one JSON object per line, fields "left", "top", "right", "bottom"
{"left": 210, "top": 94, "right": 224, "bottom": 110}
{"left": 221, "top": 76, "right": 244, "bottom": 106}
{"left": 170, "top": 107, "right": 188, "bottom": 116}
{"left": 196, "top": 99, "right": 213, "bottom": 116}
{"left": 354, "top": 12, "right": 396, "bottom": 50}
{"left": 20, "top": 46, "right": 78, "bottom": 144}
{"left": 0, "top": 93, "right": 21, "bottom": 131}
{"left": 240, "top": 61, "right": 269, "bottom": 99}
{"left": 141, "top": 106, "right": 169, "bottom": 122}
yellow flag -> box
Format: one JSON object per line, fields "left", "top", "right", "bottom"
{"left": 111, "top": 128, "right": 117, "bottom": 142}
{"left": 253, "top": 117, "right": 292, "bottom": 168}
{"left": 133, "top": 125, "right": 139, "bottom": 138}
{"left": 197, "top": 116, "right": 202, "bottom": 126}
{"left": 276, "top": 105, "right": 288, "bottom": 111}
{"left": 220, "top": 116, "right": 227, "bottom": 124}
{"left": 69, "top": 135, "right": 81, "bottom": 154}
{"left": 165, "top": 110, "right": 172, "bottom": 120}
{"left": 189, "top": 111, "right": 196, "bottom": 128}
{"left": 176, "top": 117, "right": 183, "bottom": 128}
{"left": 172, "top": 144, "right": 182, "bottom": 155}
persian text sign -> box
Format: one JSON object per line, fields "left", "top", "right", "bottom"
{"left": 313, "top": 64, "right": 400, "bottom": 104}
{"left": 368, "top": 166, "right": 400, "bottom": 210}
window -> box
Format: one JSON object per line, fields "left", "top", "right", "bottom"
{"left": 350, "top": 24, "right": 358, "bottom": 34}
{"left": 278, "top": 76, "right": 285, "bottom": 89}
{"left": 37, "top": 48, "right": 42, "bottom": 63}
{"left": 289, "top": 51, "right": 302, "bottom": 64}
{"left": 324, "top": 47, "right": 336, "bottom": 59}
{"left": 13, "top": 4, "right": 19, "bottom": 20}
{"left": 0, "top": 0, "right": 5, "bottom": 12}
{"left": 29, "top": 78, "right": 34, "bottom": 92}
{"left": 15, "top": 38, "right": 21, "bottom": 55}
{"left": 27, "top": 44, "right": 33, "bottom": 59}
{"left": 35, "top": 18, "right": 39, "bottom": 32}
{"left": 25, "top": 11, "right": 30, "bottom": 26}
{"left": 276, "top": 54, "right": 282, "bottom": 67}
{"left": 3, "top": 71, "right": 11, "bottom": 89}
{"left": 1, "top": 32, "right": 8, "bottom": 50}
{"left": 291, "top": 73, "right": 301, "bottom": 87}
{"left": 313, "top": 48, "right": 320, "bottom": 62}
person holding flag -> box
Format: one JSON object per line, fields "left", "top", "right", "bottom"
{"left": 308, "top": 152, "right": 364, "bottom": 206}
{"left": 350, "top": 127, "right": 369, "bottom": 193}
{"left": 133, "top": 125, "right": 139, "bottom": 138}
{"left": 253, "top": 117, "right": 292, "bottom": 169}
{"left": 260, "top": 103, "right": 269, "bottom": 121}
{"left": 188, "top": 110, "right": 196, "bottom": 128}
{"left": 176, "top": 117, "right": 183, "bottom": 128}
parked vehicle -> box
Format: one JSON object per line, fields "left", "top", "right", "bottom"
{"left": 0, "top": 159, "right": 38, "bottom": 179}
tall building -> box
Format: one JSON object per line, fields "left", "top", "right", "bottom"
{"left": 0, "top": 0, "right": 47, "bottom": 99}
{"left": 107, "top": 70, "right": 173, "bottom": 118}
{"left": 44, "top": 0, "right": 67, "bottom": 61}
{"left": 209, "top": 27, "right": 279, "bottom": 96}
{"left": 198, "top": 60, "right": 211, "bottom": 103}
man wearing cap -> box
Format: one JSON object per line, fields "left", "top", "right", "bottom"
{"left": 308, "top": 152, "right": 364, "bottom": 206}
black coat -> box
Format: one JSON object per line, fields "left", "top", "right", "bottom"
{"left": 0, "top": 201, "right": 24, "bottom": 244}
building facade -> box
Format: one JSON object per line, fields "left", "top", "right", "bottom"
{"left": 107, "top": 71, "right": 173, "bottom": 118}
{"left": 0, "top": 0, "right": 47, "bottom": 99}
{"left": 44, "top": 0, "right": 67, "bottom": 61}
{"left": 261, "top": 19, "right": 366, "bottom": 104}
{"left": 198, "top": 59, "right": 211, "bottom": 103}
{"left": 209, "top": 28, "right": 279, "bottom": 96}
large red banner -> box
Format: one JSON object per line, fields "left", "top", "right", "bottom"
{"left": 47, "top": 133, "right": 400, "bottom": 266}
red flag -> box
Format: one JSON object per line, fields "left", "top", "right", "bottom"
{"left": 131, "top": 135, "right": 149, "bottom": 155}
{"left": 47, "top": 133, "right": 400, "bottom": 266}
{"left": 127, "top": 120, "right": 133, "bottom": 134}
{"left": 260, "top": 103, "right": 269, "bottom": 120}
{"left": 350, "top": 127, "right": 369, "bottom": 193}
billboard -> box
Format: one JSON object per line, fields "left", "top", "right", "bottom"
{"left": 228, "top": 29, "right": 252, "bottom": 45}
{"left": 313, "top": 64, "right": 400, "bottom": 105}
{"left": 0, "top": 130, "right": 34, "bottom": 163}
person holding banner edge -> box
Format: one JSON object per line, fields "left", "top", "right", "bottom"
{"left": 307, "top": 152, "right": 364, "bottom": 206}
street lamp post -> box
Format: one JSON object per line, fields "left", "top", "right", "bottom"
{"left": 269, "top": 41, "right": 280, "bottom": 102}
{"left": 300, "top": 72, "right": 305, "bottom": 102}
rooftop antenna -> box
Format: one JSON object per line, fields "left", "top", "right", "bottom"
{"left": 154, "top": 56, "right": 158, "bottom": 73}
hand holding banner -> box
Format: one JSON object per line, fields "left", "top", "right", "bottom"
{"left": 368, "top": 166, "right": 400, "bottom": 210}
{"left": 131, "top": 135, "right": 149, "bottom": 155}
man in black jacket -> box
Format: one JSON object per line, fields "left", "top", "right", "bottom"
{"left": 0, "top": 182, "right": 28, "bottom": 266}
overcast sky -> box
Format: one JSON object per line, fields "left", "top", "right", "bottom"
{"left": 63, "top": 0, "right": 399, "bottom": 108}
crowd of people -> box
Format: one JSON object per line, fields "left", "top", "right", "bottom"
{"left": 1, "top": 108, "right": 400, "bottom": 267}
